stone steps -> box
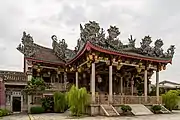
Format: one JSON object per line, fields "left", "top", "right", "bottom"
{"left": 100, "top": 104, "right": 120, "bottom": 116}
{"left": 127, "top": 104, "right": 153, "bottom": 115}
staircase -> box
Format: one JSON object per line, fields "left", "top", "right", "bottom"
{"left": 128, "top": 104, "right": 153, "bottom": 115}
{"left": 160, "top": 105, "right": 171, "bottom": 114}
{"left": 100, "top": 104, "right": 120, "bottom": 116}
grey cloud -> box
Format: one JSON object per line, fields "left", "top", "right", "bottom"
{"left": 0, "top": 0, "right": 179, "bottom": 83}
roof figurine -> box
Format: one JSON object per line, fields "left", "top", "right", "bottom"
{"left": 17, "top": 31, "right": 36, "bottom": 57}
{"left": 17, "top": 21, "right": 175, "bottom": 64}
{"left": 51, "top": 35, "right": 68, "bottom": 60}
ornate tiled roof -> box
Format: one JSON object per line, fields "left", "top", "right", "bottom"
{"left": 17, "top": 21, "right": 175, "bottom": 64}
{"left": 0, "top": 70, "right": 27, "bottom": 82}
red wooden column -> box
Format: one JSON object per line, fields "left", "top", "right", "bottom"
{"left": 0, "top": 77, "right": 5, "bottom": 109}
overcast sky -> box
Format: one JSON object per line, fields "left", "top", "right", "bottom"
{"left": 0, "top": 0, "right": 179, "bottom": 83}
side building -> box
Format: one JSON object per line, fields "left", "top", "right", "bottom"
{"left": 0, "top": 71, "right": 27, "bottom": 112}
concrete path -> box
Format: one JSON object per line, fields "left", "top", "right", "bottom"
{"left": 1, "top": 114, "right": 29, "bottom": 120}
{"left": 2, "top": 112, "right": 180, "bottom": 120}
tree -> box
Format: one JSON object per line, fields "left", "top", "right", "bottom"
{"left": 162, "top": 90, "right": 180, "bottom": 111}
{"left": 54, "top": 92, "right": 68, "bottom": 113}
{"left": 67, "top": 85, "right": 90, "bottom": 116}
{"left": 24, "top": 77, "right": 47, "bottom": 104}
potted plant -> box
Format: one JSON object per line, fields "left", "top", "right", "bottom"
{"left": 120, "top": 105, "right": 132, "bottom": 115}
{"left": 151, "top": 105, "right": 162, "bottom": 114}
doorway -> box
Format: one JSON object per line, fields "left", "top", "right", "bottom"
{"left": 12, "top": 97, "right": 21, "bottom": 112}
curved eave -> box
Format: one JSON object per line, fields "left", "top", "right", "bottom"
{"left": 25, "top": 57, "right": 65, "bottom": 66}
{"left": 66, "top": 42, "right": 89, "bottom": 65}
{"left": 67, "top": 41, "right": 172, "bottom": 65}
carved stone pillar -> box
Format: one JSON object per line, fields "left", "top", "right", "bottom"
{"left": 109, "top": 65, "right": 113, "bottom": 103}
{"left": 156, "top": 68, "right": 160, "bottom": 102}
{"left": 76, "top": 72, "right": 78, "bottom": 88}
{"left": 144, "top": 69, "right": 148, "bottom": 102}
{"left": 91, "top": 63, "right": 95, "bottom": 103}
{"left": 64, "top": 72, "right": 67, "bottom": 90}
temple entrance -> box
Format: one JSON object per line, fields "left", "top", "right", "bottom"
{"left": 12, "top": 97, "right": 21, "bottom": 112}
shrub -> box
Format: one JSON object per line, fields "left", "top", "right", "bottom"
{"left": 120, "top": 105, "right": 132, "bottom": 112}
{"left": 0, "top": 110, "right": 3, "bottom": 117}
{"left": 67, "top": 85, "right": 90, "bottom": 116}
{"left": 151, "top": 105, "right": 161, "bottom": 113}
{"left": 162, "top": 90, "right": 180, "bottom": 111}
{"left": 0, "top": 109, "right": 10, "bottom": 116}
{"left": 41, "top": 97, "right": 54, "bottom": 112}
{"left": 30, "top": 106, "right": 45, "bottom": 114}
{"left": 54, "top": 92, "right": 68, "bottom": 113}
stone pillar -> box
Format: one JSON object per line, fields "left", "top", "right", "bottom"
{"left": 76, "top": 72, "right": 78, "bottom": 88}
{"left": 64, "top": 72, "right": 67, "bottom": 90}
{"left": 156, "top": 69, "right": 160, "bottom": 102}
{"left": 144, "top": 69, "right": 148, "bottom": 102}
{"left": 120, "top": 77, "right": 123, "bottom": 94}
{"left": 27, "top": 71, "right": 32, "bottom": 113}
{"left": 91, "top": 63, "right": 95, "bottom": 103}
{"left": 109, "top": 65, "right": 113, "bottom": 103}
{"left": 0, "top": 77, "right": 5, "bottom": 109}
{"left": 131, "top": 78, "right": 134, "bottom": 96}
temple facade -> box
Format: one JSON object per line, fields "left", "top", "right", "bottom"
{"left": 0, "top": 21, "right": 175, "bottom": 114}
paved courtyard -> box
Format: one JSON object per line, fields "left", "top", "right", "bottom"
{"left": 2, "top": 112, "right": 180, "bottom": 120}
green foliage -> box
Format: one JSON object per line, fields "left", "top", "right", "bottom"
{"left": 41, "top": 97, "right": 54, "bottom": 112}
{"left": 24, "top": 77, "right": 46, "bottom": 95}
{"left": 151, "top": 105, "right": 162, "bottom": 113}
{"left": 54, "top": 92, "right": 68, "bottom": 113}
{"left": 162, "top": 90, "right": 180, "bottom": 111}
{"left": 67, "top": 85, "right": 90, "bottom": 116}
{"left": 30, "top": 106, "right": 45, "bottom": 114}
{"left": 120, "top": 105, "right": 132, "bottom": 112}
{"left": 0, "top": 109, "right": 10, "bottom": 117}
{"left": 0, "top": 110, "right": 3, "bottom": 117}
{"left": 149, "top": 86, "right": 166, "bottom": 96}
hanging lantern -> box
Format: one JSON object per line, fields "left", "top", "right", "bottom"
{"left": 97, "top": 75, "right": 102, "bottom": 83}
{"left": 163, "top": 65, "right": 166, "bottom": 70}
{"left": 159, "top": 65, "right": 162, "bottom": 71}
{"left": 125, "top": 60, "right": 130, "bottom": 64}
{"left": 117, "top": 64, "right": 122, "bottom": 70}
{"left": 104, "top": 57, "right": 109, "bottom": 61}
{"left": 118, "top": 59, "right": 122, "bottom": 63}
{"left": 106, "top": 61, "right": 110, "bottom": 66}
{"left": 57, "top": 70, "right": 60, "bottom": 74}
{"left": 78, "top": 68, "right": 81, "bottom": 73}
{"left": 94, "top": 55, "right": 98, "bottom": 60}
{"left": 99, "top": 57, "right": 103, "bottom": 60}
{"left": 87, "top": 62, "right": 91, "bottom": 68}
{"left": 138, "top": 62, "right": 143, "bottom": 68}
{"left": 136, "top": 67, "right": 141, "bottom": 73}
{"left": 112, "top": 58, "right": 116, "bottom": 63}
{"left": 83, "top": 73, "right": 86, "bottom": 78}
{"left": 37, "top": 68, "right": 41, "bottom": 73}
{"left": 87, "top": 56, "right": 90, "bottom": 61}
{"left": 89, "top": 54, "right": 93, "bottom": 61}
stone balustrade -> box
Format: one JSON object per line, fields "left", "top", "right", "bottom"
{"left": 92, "top": 94, "right": 162, "bottom": 105}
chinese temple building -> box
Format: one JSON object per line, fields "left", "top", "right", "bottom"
{"left": 0, "top": 21, "right": 175, "bottom": 115}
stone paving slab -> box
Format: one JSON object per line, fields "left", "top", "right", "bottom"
{"left": 31, "top": 113, "right": 180, "bottom": 120}
{"left": 1, "top": 114, "right": 29, "bottom": 120}
{"left": 2, "top": 113, "right": 180, "bottom": 120}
